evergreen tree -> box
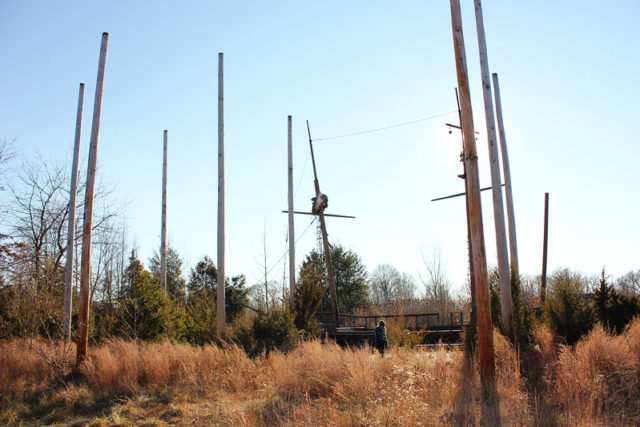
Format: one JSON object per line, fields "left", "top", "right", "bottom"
{"left": 186, "top": 256, "right": 249, "bottom": 326}
{"left": 488, "top": 268, "right": 504, "bottom": 332}
{"left": 294, "top": 263, "right": 326, "bottom": 336}
{"left": 510, "top": 273, "right": 533, "bottom": 346}
{"left": 593, "top": 269, "right": 640, "bottom": 334}
{"left": 251, "top": 308, "right": 298, "bottom": 355}
{"left": 187, "top": 255, "right": 217, "bottom": 297}
{"left": 593, "top": 269, "right": 613, "bottom": 329}
{"left": 149, "top": 246, "right": 186, "bottom": 305}
{"left": 184, "top": 287, "right": 217, "bottom": 345}
{"left": 123, "top": 249, "right": 143, "bottom": 295}
{"left": 114, "top": 255, "right": 186, "bottom": 340}
{"left": 544, "top": 269, "right": 594, "bottom": 345}
{"left": 300, "top": 244, "right": 369, "bottom": 314}
{"left": 488, "top": 267, "right": 533, "bottom": 346}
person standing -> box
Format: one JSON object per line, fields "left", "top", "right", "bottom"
{"left": 374, "top": 320, "right": 388, "bottom": 356}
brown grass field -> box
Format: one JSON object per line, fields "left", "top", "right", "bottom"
{"left": 2, "top": 320, "right": 640, "bottom": 426}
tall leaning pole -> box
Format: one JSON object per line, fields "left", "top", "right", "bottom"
{"left": 473, "top": 0, "right": 514, "bottom": 339}
{"left": 216, "top": 52, "right": 226, "bottom": 337}
{"left": 287, "top": 115, "right": 296, "bottom": 310}
{"left": 77, "top": 32, "right": 109, "bottom": 365}
{"left": 449, "top": 0, "right": 496, "bottom": 386}
{"left": 492, "top": 73, "right": 519, "bottom": 278}
{"left": 160, "top": 130, "right": 168, "bottom": 294}
{"left": 63, "top": 82, "right": 85, "bottom": 341}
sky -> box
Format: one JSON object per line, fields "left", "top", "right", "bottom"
{"left": 1, "top": 1, "right": 639, "bottom": 296}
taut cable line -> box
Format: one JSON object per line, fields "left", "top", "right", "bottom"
{"left": 313, "top": 110, "right": 458, "bottom": 142}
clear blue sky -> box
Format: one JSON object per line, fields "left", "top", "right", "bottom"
{"left": 1, "top": 1, "right": 639, "bottom": 294}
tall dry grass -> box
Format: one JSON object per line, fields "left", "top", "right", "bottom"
{"left": 0, "top": 338, "right": 75, "bottom": 401}
{"left": 554, "top": 319, "right": 640, "bottom": 424}
{"left": 80, "top": 338, "right": 261, "bottom": 398}
{"left": 3, "top": 321, "right": 640, "bottom": 425}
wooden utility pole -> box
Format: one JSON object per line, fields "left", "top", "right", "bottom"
{"left": 63, "top": 82, "right": 85, "bottom": 341}
{"left": 217, "top": 52, "right": 226, "bottom": 337}
{"left": 473, "top": 0, "right": 514, "bottom": 339}
{"left": 492, "top": 73, "right": 519, "bottom": 278}
{"left": 541, "top": 192, "right": 549, "bottom": 302}
{"left": 456, "top": 88, "right": 477, "bottom": 352}
{"left": 287, "top": 115, "right": 296, "bottom": 310}
{"left": 77, "top": 32, "right": 108, "bottom": 365}
{"left": 307, "top": 121, "right": 340, "bottom": 327}
{"left": 449, "top": 0, "right": 495, "bottom": 381}
{"left": 160, "top": 130, "right": 168, "bottom": 295}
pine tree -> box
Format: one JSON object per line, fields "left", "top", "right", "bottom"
{"left": 149, "top": 246, "right": 186, "bottom": 305}
{"left": 114, "top": 255, "right": 186, "bottom": 340}
{"left": 593, "top": 268, "right": 640, "bottom": 334}
{"left": 187, "top": 256, "right": 249, "bottom": 330}
{"left": 294, "top": 263, "right": 326, "bottom": 337}
{"left": 544, "top": 270, "right": 594, "bottom": 345}
{"left": 300, "top": 245, "right": 369, "bottom": 314}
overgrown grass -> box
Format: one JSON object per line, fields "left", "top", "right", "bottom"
{"left": 2, "top": 319, "right": 640, "bottom": 425}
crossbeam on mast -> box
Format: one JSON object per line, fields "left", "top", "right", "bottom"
{"left": 282, "top": 210, "right": 355, "bottom": 219}
{"left": 431, "top": 184, "right": 504, "bottom": 202}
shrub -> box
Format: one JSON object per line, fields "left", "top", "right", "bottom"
{"left": 112, "top": 270, "right": 186, "bottom": 341}
{"left": 386, "top": 317, "right": 425, "bottom": 348}
{"left": 251, "top": 309, "right": 298, "bottom": 355}
{"left": 593, "top": 269, "right": 640, "bottom": 334}
{"left": 544, "top": 269, "right": 594, "bottom": 345}
{"left": 294, "top": 264, "right": 325, "bottom": 337}
{"left": 184, "top": 288, "right": 217, "bottom": 345}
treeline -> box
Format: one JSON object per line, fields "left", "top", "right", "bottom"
{"left": 1, "top": 145, "right": 640, "bottom": 354}
{"left": 488, "top": 268, "right": 640, "bottom": 347}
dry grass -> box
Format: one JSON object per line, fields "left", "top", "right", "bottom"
{"left": 554, "top": 321, "right": 640, "bottom": 424}
{"left": 2, "top": 321, "right": 640, "bottom": 425}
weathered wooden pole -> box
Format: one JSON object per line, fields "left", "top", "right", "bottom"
{"left": 473, "top": 0, "right": 514, "bottom": 340}
{"left": 287, "top": 115, "right": 296, "bottom": 310}
{"left": 456, "top": 88, "right": 477, "bottom": 354}
{"left": 449, "top": 0, "right": 495, "bottom": 382}
{"left": 492, "top": 73, "right": 519, "bottom": 278}
{"left": 541, "top": 192, "right": 549, "bottom": 302}
{"left": 77, "top": 32, "right": 108, "bottom": 365}
{"left": 217, "top": 52, "right": 226, "bottom": 337}
{"left": 160, "top": 130, "right": 168, "bottom": 295}
{"left": 63, "top": 82, "right": 85, "bottom": 341}
{"left": 307, "top": 121, "right": 340, "bottom": 327}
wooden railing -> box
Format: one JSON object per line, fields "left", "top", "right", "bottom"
{"left": 314, "top": 312, "right": 467, "bottom": 330}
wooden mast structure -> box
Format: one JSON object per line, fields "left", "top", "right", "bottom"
{"left": 287, "top": 115, "right": 296, "bottom": 310}
{"left": 77, "top": 32, "right": 109, "bottom": 365}
{"left": 217, "top": 52, "right": 226, "bottom": 337}
{"left": 473, "top": 0, "right": 514, "bottom": 339}
{"left": 306, "top": 121, "right": 340, "bottom": 327}
{"left": 449, "top": 0, "right": 495, "bottom": 383}
{"left": 63, "top": 82, "right": 85, "bottom": 341}
{"left": 160, "top": 130, "right": 168, "bottom": 295}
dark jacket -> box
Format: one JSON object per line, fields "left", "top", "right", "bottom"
{"left": 374, "top": 326, "right": 388, "bottom": 348}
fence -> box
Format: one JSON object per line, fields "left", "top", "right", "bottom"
{"left": 315, "top": 312, "right": 467, "bottom": 330}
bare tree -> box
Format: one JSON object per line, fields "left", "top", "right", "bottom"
{"left": 420, "top": 246, "right": 452, "bottom": 309}
{"left": 6, "top": 157, "right": 69, "bottom": 286}
{"left": 254, "top": 222, "right": 281, "bottom": 311}
{"left": 395, "top": 272, "right": 417, "bottom": 301}
{"left": 0, "top": 138, "right": 16, "bottom": 192}
{"left": 369, "top": 265, "right": 417, "bottom": 305}
{"left": 1, "top": 154, "right": 125, "bottom": 338}
{"left": 617, "top": 270, "right": 640, "bottom": 296}
{"left": 369, "top": 264, "right": 399, "bottom": 305}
